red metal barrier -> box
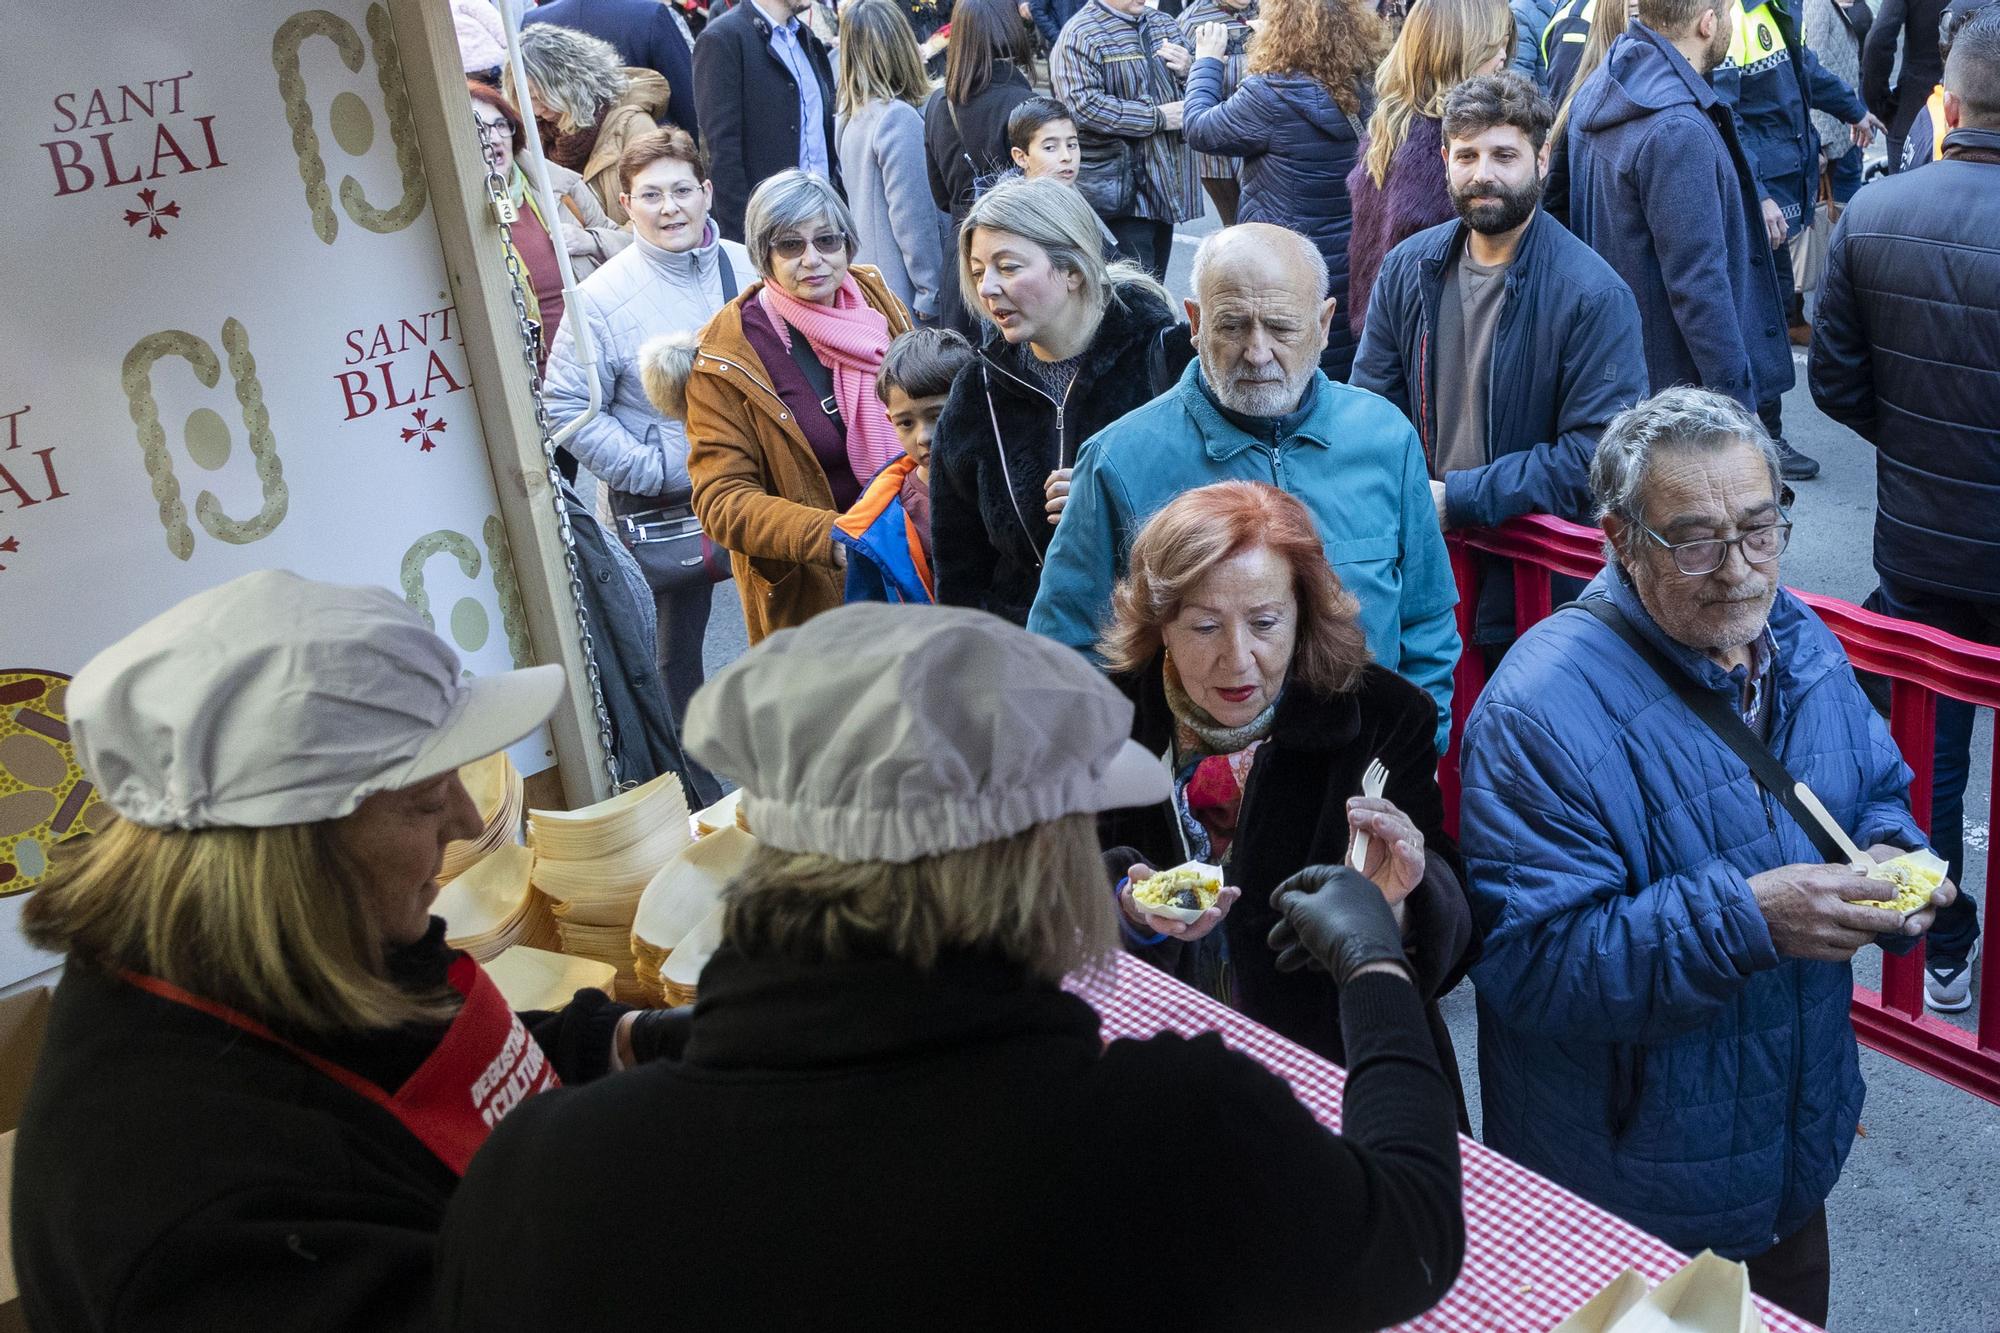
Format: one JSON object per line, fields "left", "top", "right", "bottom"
{"left": 1444, "top": 514, "right": 2000, "bottom": 1105}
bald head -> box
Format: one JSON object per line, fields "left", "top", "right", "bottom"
{"left": 1190, "top": 224, "right": 1329, "bottom": 307}
{"left": 1186, "top": 225, "right": 1335, "bottom": 419}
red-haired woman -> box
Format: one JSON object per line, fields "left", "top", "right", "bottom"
{"left": 1096, "top": 481, "right": 1473, "bottom": 1109}
{"left": 466, "top": 80, "right": 628, "bottom": 375}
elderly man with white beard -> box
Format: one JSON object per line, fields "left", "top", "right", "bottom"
{"left": 1457, "top": 388, "right": 1958, "bottom": 1327}
{"left": 1026, "top": 223, "right": 1460, "bottom": 752}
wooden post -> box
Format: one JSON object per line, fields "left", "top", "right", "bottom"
{"left": 386, "top": 0, "right": 611, "bottom": 808}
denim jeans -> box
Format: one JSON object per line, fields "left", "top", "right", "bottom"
{"left": 1869, "top": 575, "right": 1995, "bottom": 961}
{"left": 1759, "top": 244, "right": 1796, "bottom": 440}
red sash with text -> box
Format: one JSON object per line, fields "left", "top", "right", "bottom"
{"left": 121, "top": 954, "right": 557, "bottom": 1176}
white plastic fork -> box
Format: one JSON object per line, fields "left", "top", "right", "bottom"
{"left": 1348, "top": 758, "right": 1389, "bottom": 872}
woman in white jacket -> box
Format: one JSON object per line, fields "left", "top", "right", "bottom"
{"left": 836, "top": 0, "right": 950, "bottom": 326}
{"left": 544, "top": 127, "right": 750, "bottom": 726}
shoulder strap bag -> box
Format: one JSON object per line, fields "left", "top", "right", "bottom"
{"left": 611, "top": 249, "right": 741, "bottom": 593}
{"left": 1574, "top": 597, "right": 1848, "bottom": 864}
{"left": 780, "top": 320, "right": 845, "bottom": 433}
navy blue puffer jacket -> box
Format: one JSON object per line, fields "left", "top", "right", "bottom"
{"left": 1808, "top": 128, "right": 2000, "bottom": 603}
{"left": 1182, "top": 59, "right": 1367, "bottom": 377}
{"left": 1460, "top": 565, "right": 1926, "bottom": 1257}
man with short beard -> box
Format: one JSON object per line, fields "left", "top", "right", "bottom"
{"left": 1354, "top": 72, "right": 1646, "bottom": 651}
{"left": 1567, "top": 0, "right": 1793, "bottom": 436}
{"left": 1458, "top": 388, "right": 1958, "bottom": 1326}
{"left": 1028, "top": 224, "right": 1460, "bottom": 751}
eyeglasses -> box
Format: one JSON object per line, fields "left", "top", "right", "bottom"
{"left": 473, "top": 118, "right": 511, "bottom": 141}
{"left": 771, "top": 231, "right": 847, "bottom": 260}
{"left": 1638, "top": 518, "right": 1793, "bottom": 576}
{"left": 632, "top": 184, "right": 706, "bottom": 208}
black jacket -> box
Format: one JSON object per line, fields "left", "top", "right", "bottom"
{"left": 523, "top": 0, "right": 699, "bottom": 138}
{"left": 931, "top": 284, "right": 1180, "bottom": 625}
{"left": 1350, "top": 210, "right": 1648, "bottom": 641}
{"left": 1099, "top": 664, "right": 1476, "bottom": 1116}
{"left": 10, "top": 929, "right": 633, "bottom": 1333}
{"left": 1181, "top": 68, "right": 1369, "bottom": 377}
{"left": 922, "top": 61, "right": 1036, "bottom": 227}
{"left": 563, "top": 482, "right": 721, "bottom": 803}
{"left": 436, "top": 947, "right": 1465, "bottom": 1332}
{"left": 1861, "top": 0, "right": 1946, "bottom": 137}
{"left": 1808, "top": 128, "right": 2000, "bottom": 603}
{"left": 691, "top": 1, "right": 841, "bottom": 242}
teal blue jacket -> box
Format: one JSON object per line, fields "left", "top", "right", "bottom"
{"left": 1026, "top": 363, "right": 1460, "bottom": 752}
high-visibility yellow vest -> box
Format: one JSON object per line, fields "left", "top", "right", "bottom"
{"left": 1542, "top": 0, "right": 1593, "bottom": 65}
{"left": 1725, "top": 1, "right": 1789, "bottom": 76}
{"left": 1929, "top": 83, "right": 1950, "bottom": 158}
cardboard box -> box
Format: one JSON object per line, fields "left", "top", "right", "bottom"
{"left": 0, "top": 986, "right": 53, "bottom": 1333}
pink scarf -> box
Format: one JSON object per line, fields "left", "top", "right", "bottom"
{"left": 759, "top": 276, "right": 902, "bottom": 483}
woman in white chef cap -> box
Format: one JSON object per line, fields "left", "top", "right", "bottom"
{"left": 433, "top": 602, "right": 1466, "bottom": 1333}
{"left": 12, "top": 570, "right": 679, "bottom": 1332}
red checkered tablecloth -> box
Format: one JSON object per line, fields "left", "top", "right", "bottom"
{"left": 1066, "top": 952, "right": 1823, "bottom": 1333}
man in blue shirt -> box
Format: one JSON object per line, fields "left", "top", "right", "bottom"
{"left": 1028, "top": 224, "right": 1459, "bottom": 752}
{"left": 693, "top": 0, "right": 841, "bottom": 241}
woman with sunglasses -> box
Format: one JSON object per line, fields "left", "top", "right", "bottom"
{"left": 685, "top": 170, "right": 914, "bottom": 643}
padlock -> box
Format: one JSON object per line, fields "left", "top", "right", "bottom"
{"left": 493, "top": 195, "right": 520, "bottom": 226}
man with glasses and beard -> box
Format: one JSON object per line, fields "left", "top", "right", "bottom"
{"left": 1457, "top": 388, "right": 1958, "bottom": 1327}
{"left": 1028, "top": 223, "right": 1461, "bottom": 753}
{"left": 1353, "top": 72, "right": 1646, "bottom": 652}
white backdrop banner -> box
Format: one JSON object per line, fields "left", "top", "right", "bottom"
{"left": 1, "top": 0, "right": 551, "bottom": 972}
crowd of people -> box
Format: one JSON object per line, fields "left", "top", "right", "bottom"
{"left": 11, "top": 0, "right": 1999, "bottom": 1327}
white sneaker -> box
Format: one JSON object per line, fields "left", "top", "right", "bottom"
{"left": 1925, "top": 938, "right": 1981, "bottom": 1014}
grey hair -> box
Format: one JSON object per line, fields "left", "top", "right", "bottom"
{"left": 1189, "top": 226, "right": 1329, "bottom": 304}
{"left": 744, "top": 170, "right": 861, "bottom": 277}
{"left": 958, "top": 175, "right": 1170, "bottom": 326}
{"left": 1590, "top": 386, "right": 1782, "bottom": 560}
{"left": 518, "top": 23, "right": 628, "bottom": 132}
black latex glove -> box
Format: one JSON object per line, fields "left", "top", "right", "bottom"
{"left": 628, "top": 1005, "right": 695, "bottom": 1063}
{"left": 1266, "top": 864, "right": 1411, "bottom": 985}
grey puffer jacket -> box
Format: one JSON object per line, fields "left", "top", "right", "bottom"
{"left": 544, "top": 223, "right": 751, "bottom": 500}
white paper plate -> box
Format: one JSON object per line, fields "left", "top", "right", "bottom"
{"left": 434, "top": 843, "right": 533, "bottom": 943}
{"left": 1128, "top": 861, "right": 1223, "bottom": 924}
{"left": 482, "top": 946, "right": 619, "bottom": 1010}
{"left": 635, "top": 825, "right": 756, "bottom": 952}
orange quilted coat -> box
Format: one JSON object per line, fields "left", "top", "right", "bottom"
{"left": 685, "top": 265, "right": 912, "bottom": 644}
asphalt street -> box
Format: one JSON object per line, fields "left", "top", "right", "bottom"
{"left": 693, "top": 202, "right": 1999, "bottom": 1332}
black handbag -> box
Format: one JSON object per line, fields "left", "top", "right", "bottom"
{"left": 615, "top": 490, "right": 733, "bottom": 592}
{"left": 616, "top": 250, "right": 738, "bottom": 594}
{"left": 1074, "top": 132, "right": 1137, "bottom": 218}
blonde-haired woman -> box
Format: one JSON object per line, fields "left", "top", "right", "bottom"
{"left": 930, "top": 175, "right": 1178, "bottom": 626}
{"left": 837, "top": 0, "right": 951, "bottom": 326}
{"left": 1182, "top": 0, "right": 1389, "bottom": 377}
{"left": 1345, "top": 0, "right": 1515, "bottom": 335}
{"left": 435, "top": 603, "right": 1467, "bottom": 1331}
{"left": 11, "top": 572, "right": 679, "bottom": 1331}
{"left": 519, "top": 21, "right": 674, "bottom": 224}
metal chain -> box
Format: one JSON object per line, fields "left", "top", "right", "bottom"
{"left": 476, "top": 127, "right": 625, "bottom": 792}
